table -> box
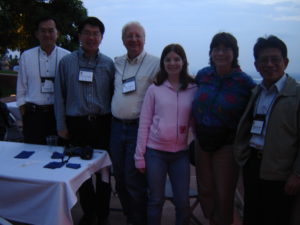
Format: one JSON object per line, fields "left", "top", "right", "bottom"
{"left": 0, "top": 141, "right": 111, "bottom": 225}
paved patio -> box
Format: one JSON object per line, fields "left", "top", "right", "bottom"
{"left": 70, "top": 166, "right": 243, "bottom": 225}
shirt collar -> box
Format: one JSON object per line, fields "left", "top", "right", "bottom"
{"left": 126, "top": 51, "right": 146, "bottom": 64}
{"left": 259, "top": 74, "right": 287, "bottom": 93}
{"left": 78, "top": 47, "right": 100, "bottom": 60}
{"left": 39, "top": 45, "right": 57, "bottom": 56}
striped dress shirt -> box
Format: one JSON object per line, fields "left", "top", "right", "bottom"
{"left": 54, "top": 48, "right": 115, "bottom": 131}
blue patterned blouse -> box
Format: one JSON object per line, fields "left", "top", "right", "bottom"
{"left": 192, "top": 66, "right": 256, "bottom": 130}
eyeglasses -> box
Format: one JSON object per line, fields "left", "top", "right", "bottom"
{"left": 257, "top": 56, "right": 283, "bottom": 65}
{"left": 38, "top": 28, "right": 56, "bottom": 34}
{"left": 81, "top": 30, "right": 101, "bottom": 38}
{"left": 124, "top": 34, "right": 144, "bottom": 40}
{"left": 212, "top": 47, "right": 232, "bottom": 53}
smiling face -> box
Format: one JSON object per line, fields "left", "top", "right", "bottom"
{"left": 79, "top": 24, "right": 103, "bottom": 56}
{"left": 122, "top": 24, "right": 145, "bottom": 59}
{"left": 35, "top": 19, "right": 58, "bottom": 51}
{"left": 210, "top": 44, "right": 234, "bottom": 70}
{"left": 163, "top": 51, "right": 184, "bottom": 77}
{"left": 255, "top": 48, "right": 289, "bottom": 87}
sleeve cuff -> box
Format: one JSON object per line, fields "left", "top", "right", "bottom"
{"left": 135, "top": 158, "right": 145, "bottom": 169}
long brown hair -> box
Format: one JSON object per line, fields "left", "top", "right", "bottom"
{"left": 209, "top": 32, "right": 240, "bottom": 68}
{"left": 154, "top": 44, "right": 195, "bottom": 90}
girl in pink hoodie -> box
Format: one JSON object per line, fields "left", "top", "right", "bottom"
{"left": 135, "top": 44, "right": 197, "bottom": 225}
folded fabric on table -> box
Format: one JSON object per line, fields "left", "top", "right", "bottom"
{"left": 66, "top": 163, "right": 81, "bottom": 169}
{"left": 44, "top": 161, "right": 65, "bottom": 169}
{"left": 14, "top": 151, "right": 35, "bottom": 159}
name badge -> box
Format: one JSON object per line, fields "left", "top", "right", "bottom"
{"left": 41, "top": 80, "right": 54, "bottom": 93}
{"left": 79, "top": 70, "right": 93, "bottom": 82}
{"left": 122, "top": 77, "right": 136, "bottom": 94}
{"left": 250, "top": 114, "right": 266, "bottom": 135}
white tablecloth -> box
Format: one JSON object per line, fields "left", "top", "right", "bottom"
{"left": 0, "top": 141, "right": 111, "bottom": 225}
{"left": 6, "top": 101, "right": 21, "bottom": 122}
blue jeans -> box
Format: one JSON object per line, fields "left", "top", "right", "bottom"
{"left": 110, "top": 119, "right": 147, "bottom": 225}
{"left": 146, "top": 148, "right": 190, "bottom": 225}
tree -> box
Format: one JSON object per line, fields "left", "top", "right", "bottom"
{"left": 0, "top": 0, "right": 87, "bottom": 54}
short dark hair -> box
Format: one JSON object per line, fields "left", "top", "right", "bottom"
{"left": 78, "top": 17, "right": 105, "bottom": 35}
{"left": 253, "top": 35, "right": 287, "bottom": 60}
{"left": 155, "top": 44, "right": 195, "bottom": 90}
{"left": 35, "top": 16, "right": 58, "bottom": 31}
{"left": 209, "top": 32, "right": 239, "bottom": 68}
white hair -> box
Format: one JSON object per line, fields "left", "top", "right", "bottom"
{"left": 122, "top": 21, "right": 146, "bottom": 39}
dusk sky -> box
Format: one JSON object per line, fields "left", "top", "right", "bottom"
{"left": 83, "top": 0, "right": 300, "bottom": 77}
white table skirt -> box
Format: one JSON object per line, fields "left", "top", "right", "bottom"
{"left": 6, "top": 101, "right": 21, "bottom": 122}
{"left": 0, "top": 141, "right": 111, "bottom": 225}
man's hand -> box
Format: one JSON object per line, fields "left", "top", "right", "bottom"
{"left": 284, "top": 174, "right": 300, "bottom": 195}
{"left": 58, "top": 130, "right": 69, "bottom": 140}
{"left": 19, "top": 105, "right": 26, "bottom": 116}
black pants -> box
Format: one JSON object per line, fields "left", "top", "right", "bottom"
{"left": 243, "top": 149, "right": 295, "bottom": 225}
{"left": 66, "top": 114, "right": 112, "bottom": 220}
{"left": 22, "top": 104, "right": 56, "bottom": 144}
{"left": 0, "top": 126, "right": 5, "bottom": 140}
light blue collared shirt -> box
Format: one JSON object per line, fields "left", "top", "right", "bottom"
{"left": 249, "top": 74, "right": 287, "bottom": 149}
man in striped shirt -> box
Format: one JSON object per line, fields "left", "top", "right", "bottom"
{"left": 54, "top": 17, "right": 115, "bottom": 225}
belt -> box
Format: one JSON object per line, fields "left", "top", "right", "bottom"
{"left": 112, "top": 116, "right": 139, "bottom": 125}
{"left": 67, "top": 114, "right": 111, "bottom": 122}
{"left": 249, "top": 146, "right": 263, "bottom": 159}
{"left": 25, "top": 102, "right": 53, "bottom": 112}
{"left": 84, "top": 114, "right": 108, "bottom": 122}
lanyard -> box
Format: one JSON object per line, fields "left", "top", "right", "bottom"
{"left": 122, "top": 53, "right": 147, "bottom": 81}
{"left": 38, "top": 47, "right": 58, "bottom": 79}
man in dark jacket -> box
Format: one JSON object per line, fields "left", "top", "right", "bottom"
{"left": 235, "top": 35, "right": 300, "bottom": 225}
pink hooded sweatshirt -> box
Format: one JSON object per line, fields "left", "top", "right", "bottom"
{"left": 135, "top": 80, "right": 197, "bottom": 169}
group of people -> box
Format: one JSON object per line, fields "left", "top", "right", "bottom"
{"left": 14, "top": 15, "right": 299, "bottom": 225}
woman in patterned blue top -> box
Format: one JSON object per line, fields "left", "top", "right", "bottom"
{"left": 192, "top": 32, "right": 255, "bottom": 225}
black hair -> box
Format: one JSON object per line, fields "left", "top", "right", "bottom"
{"left": 35, "top": 16, "right": 58, "bottom": 31}
{"left": 253, "top": 35, "right": 287, "bottom": 60}
{"left": 78, "top": 17, "right": 105, "bottom": 35}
